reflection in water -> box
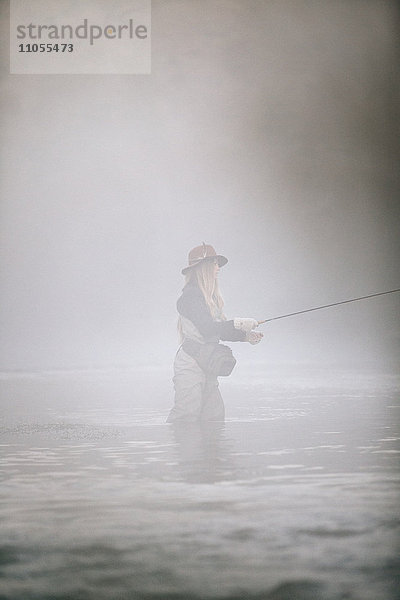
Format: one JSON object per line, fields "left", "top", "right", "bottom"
{"left": 0, "top": 370, "right": 399, "bottom": 600}
{"left": 169, "top": 421, "right": 232, "bottom": 483}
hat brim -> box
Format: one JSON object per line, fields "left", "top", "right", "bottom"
{"left": 182, "top": 255, "right": 228, "bottom": 275}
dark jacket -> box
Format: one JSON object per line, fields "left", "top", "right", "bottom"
{"left": 177, "top": 283, "right": 246, "bottom": 343}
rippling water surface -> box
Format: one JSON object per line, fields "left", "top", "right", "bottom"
{"left": 0, "top": 366, "right": 399, "bottom": 600}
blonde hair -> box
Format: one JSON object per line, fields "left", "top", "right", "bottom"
{"left": 189, "top": 259, "right": 225, "bottom": 319}
{"left": 178, "top": 259, "right": 226, "bottom": 341}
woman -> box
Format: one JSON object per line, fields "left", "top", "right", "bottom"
{"left": 167, "top": 243, "right": 263, "bottom": 423}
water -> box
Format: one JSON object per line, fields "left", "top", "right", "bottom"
{"left": 0, "top": 366, "right": 399, "bottom": 600}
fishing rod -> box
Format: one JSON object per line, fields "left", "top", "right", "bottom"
{"left": 258, "top": 288, "right": 400, "bottom": 325}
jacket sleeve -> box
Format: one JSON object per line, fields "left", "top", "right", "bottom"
{"left": 177, "top": 286, "right": 246, "bottom": 342}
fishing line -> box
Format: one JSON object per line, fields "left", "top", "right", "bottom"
{"left": 258, "top": 288, "right": 400, "bottom": 325}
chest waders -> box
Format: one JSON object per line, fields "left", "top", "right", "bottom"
{"left": 166, "top": 317, "right": 225, "bottom": 423}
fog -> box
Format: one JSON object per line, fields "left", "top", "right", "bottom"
{"left": 1, "top": 0, "right": 399, "bottom": 372}
{"left": 1, "top": 5, "right": 400, "bottom": 598}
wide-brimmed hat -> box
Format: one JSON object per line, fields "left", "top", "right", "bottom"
{"left": 182, "top": 243, "right": 228, "bottom": 275}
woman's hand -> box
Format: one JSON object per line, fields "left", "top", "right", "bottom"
{"left": 246, "top": 331, "right": 264, "bottom": 345}
{"left": 233, "top": 317, "right": 259, "bottom": 332}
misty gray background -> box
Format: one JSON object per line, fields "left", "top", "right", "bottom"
{"left": 0, "top": 0, "right": 399, "bottom": 372}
